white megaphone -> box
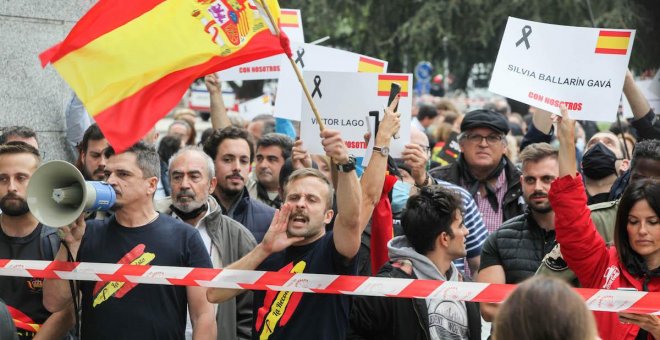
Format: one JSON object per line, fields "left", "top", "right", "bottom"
{"left": 27, "top": 160, "right": 116, "bottom": 227}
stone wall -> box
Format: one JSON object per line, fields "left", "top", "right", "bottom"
{"left": 0, "top": 1, "right": 94, "bottom": 161}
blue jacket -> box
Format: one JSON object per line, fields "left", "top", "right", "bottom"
{"left": 215, "top": 188, "right": 275, "bottom": 243}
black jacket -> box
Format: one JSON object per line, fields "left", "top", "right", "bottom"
{"left": 429, "top": 157, "right": 524, "bottom": 224}
{"left": 348, "top": 261, "right": 481, "bottom": 340}
{"left": 479, "top": 212, "right": 557, "bottom": 284}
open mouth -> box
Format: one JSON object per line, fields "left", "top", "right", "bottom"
{"left": 290, "top": 214, "right": 308, "bottom": 223}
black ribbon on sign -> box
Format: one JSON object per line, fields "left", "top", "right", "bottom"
{"left": 515, "top": 25, "right": 532, "bottom": 49}
{"left": 295, "top": 48, "right": 305, "bottom": 68}
{"left": 311, "top": 75, "right": 322, "bottom": 98}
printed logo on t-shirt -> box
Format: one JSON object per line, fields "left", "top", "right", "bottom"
{"left": 427, "top": 300, "right": 469, "bottom": 340}
{"left": 92, "top": 244, "right": 155, "bottom": 307}
{"left": 254, "top": 261, "right": 306, "bottom": 339}
{"left": 25, "top": 278, "right": 43, "bottom": 293}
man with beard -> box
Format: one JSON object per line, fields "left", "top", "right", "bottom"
{"left": 247, "top": 133, "right": 293, "bottom": 209}
{"left": 156, "top": 146, "right": 257, "bottom": 340}
{"left": 203, "top": 127, "right": 275, "bottom": 242}
{"left": 76, "top": 124, "right": 108, "bottom": 181}
{"left": 477, "top": 143, "right": 559, "bottom": 322}
{"left": 207, "top": 129, "right": 362, "bottom": 340}
{"left": 43, "top": 142, "right": 216, "bottom": 339}
{"left": 0, "top": 142, "right": 74, "bottom": 339}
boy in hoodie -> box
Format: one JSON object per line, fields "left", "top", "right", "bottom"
{"left": 348, "top": 185, "right": 481, "bottom": 340}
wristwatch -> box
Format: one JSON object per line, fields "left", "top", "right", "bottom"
{"left": 373, "top": 145, "right": 390, "bottom": 157}
{"left": 335, "top": 156, "right": 357, "bottom": 173}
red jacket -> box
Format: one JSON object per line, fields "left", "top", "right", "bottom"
{"left": 549, "top": 174, "right": 660, "bottom": 340}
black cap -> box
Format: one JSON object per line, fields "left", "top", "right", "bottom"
{"left": 460, "top": 109, "right": 510, "bottom": 134}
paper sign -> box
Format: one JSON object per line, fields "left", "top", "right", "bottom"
{"left": 236, "top": 94, "right": 273, "bottom": 121}
{"left": 274, "top": 44, "right": 387, "bottom": 121}
{"left": 621, "top": 80, "right": 660, "bottom": 118}
{"left": 489, "top": 17, "right": 635, "bottom": 122}
{"left": 299, "top": 71, "right": 411, "bottom": 160}
{"left": 217, "top": 9, "right": 304, "bottom": 81}
{"left": 650, "top": 71, "right": 660, "bottom": 97}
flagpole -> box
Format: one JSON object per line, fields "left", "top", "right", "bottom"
{"left": 259, "top": 1, "right": 326, "bottom": 131}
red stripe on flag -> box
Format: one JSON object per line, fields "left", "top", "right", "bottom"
{"left": 45, "top": 0, "right": 165, "bottom": 65}
{"left": 378, "top": 74, "right": 409, "bottom": 81}
{"left": 280, "top": 9, "right": 298, "bottom": 15}
{"left": 359, "top": 56, "right": 385, "bottom": 67}
{"left": 595, "top": 48, "right": 628, "bottom": 55}
{"left": 598, "top": 30, "right": 631, "bottom": 38}
{"left": 378, "top": 90, "right": 409, "bottom": 97}
{"left": 94, "top": 29, "right": 283, "bottom": 152}
{"left": 280, "top": 23, "right": 300, "bottom": 28}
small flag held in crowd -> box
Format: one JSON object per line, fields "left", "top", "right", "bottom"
{"left": 279, "top": 9, "right": 300, "bottom": 28}
{"left": 595, "top": 30, "right": 632, "bottom": 55}
{"left": 377, "top": 74, "right": 409, "bottom": 97}
{"left": 358, "top": 56, "right": 386, "bottom": 73}
{"left": 39, "top": 0, "right": 286, "bottom": 152}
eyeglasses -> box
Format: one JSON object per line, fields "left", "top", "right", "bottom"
{"left": 464, "top": 134, "right": 504, "bottom": 145}
{"left": 417, "top": 144, "right": 431, "bottom": 153}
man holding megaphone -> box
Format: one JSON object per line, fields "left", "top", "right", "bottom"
{"left": 42, "top": 142, "right": 217, "bottom": 339}
{"left": 0, "top": 142, "right": 74, "bottom": 339}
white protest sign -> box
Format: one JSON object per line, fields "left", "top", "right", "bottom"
{"left": 217, "top": 9, "right": 304, "bottom": 81}
{"left": 650, "top": 71, "right": 660, "bottom": 97}
{"left": 299, "top": 71, "right": 411, "bottom": 160}
{"left": 489, "top": 17, "right": 635, "bottom": 122}
{"left": 274, "top": 44, "right": 388, "bottom": 121}
{"left": 237, "top": 94, "right": 273, "bottom": 121}
{"left": 621, "top": 80, "right": 660, "bottom": 118}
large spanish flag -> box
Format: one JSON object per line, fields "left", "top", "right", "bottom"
{"left": 595, "top": 30, "right": 631, "bottom": 55}
{"left": 40, "top": 0, "right": 285, "bottom": 152}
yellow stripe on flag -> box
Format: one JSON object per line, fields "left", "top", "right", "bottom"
{"left": 377, "top": 75, "right": 409, "bottom": 97}
{"left": 53, "top": 0, "right": 279, "bottom": 116}
{"left": 596, "top": 36, "right": 630, "bottom": 50}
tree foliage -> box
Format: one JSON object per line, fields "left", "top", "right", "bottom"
{"left": 281, "top": 0, "right": 659, "bottom": 90}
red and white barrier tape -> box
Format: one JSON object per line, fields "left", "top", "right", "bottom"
{"left": 1, "top": 259, "right": 658, "bottom": 314}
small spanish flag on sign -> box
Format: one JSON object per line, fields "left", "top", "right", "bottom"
{"left": 358, "top": 56, "right": 386, "bottom": 73}
{"left": 378, "top": 74, "right": 409, "bottom": 97}
{"left": 595, "top": 30, "right": 631, "bottom": 55}
{"left": 280, "top": 9, "right": 300, "bottom": 28}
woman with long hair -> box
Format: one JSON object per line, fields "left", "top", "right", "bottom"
{"left": 549, "top": 105, "right": 660, "bottom": 339}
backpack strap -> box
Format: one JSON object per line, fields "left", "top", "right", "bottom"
{"left": 39, "top": 225, "right": 61, "bottom": 260}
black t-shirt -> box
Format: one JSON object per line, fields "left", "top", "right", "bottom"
{"left": 77, "top": 214, "right": 212, "bottom": 340}
{"left": 0, "top": 224, "right": 51, "bottom": 340}
{"left": 252, "top": 231, "right": 357, "bottom": 340}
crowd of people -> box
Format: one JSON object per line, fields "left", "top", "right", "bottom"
{"left": 0, "top": 67, "right": 659, "bottom": 340}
